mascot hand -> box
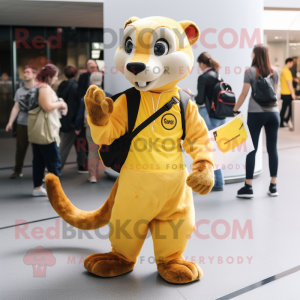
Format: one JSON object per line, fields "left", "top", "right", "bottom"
{"left": 186, "top": 160, "right": 214, "bottom": 195}
{"left": 84, "top": 85, "right": 114, "bottom": 126}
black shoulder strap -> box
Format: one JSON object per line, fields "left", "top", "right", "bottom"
{"left": 110, "top": 88, "right": 190, "bottom": 140}
{"left": 130, "top": 98, "right": 179, "bottom": 140}
{"left": 111, "top": 87, "right": 141, "bottom": 134}
{"left": 178, "top": 89, "right": 190, "bottom": 140}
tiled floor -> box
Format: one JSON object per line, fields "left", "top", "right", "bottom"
{"left": 0, "top": 128, "right": 300, "bottom": 300}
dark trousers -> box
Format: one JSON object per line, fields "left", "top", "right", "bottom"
{"left": 15, "top": 124, "right": 29, "bottom": 173}
{"left": 76, "top": 128, "right": 88, "bottom": 162}
{"left": 280, "top": 94, "right": 292, "bottom": 125}
{"left": 246, "top": 112, "right": 279, "bottom": 179}
{"left": 32, "top": 142, "right": 61, "bottom": 188}
{"left": 60, "top": 130, "right": 87, "bottom": 169}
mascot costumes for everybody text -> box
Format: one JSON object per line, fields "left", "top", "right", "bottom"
{"left": 46, "top": 16, "right": 214, "bottom": 284}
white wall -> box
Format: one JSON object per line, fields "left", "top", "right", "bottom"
{"left": 268, "top": 41, "right": 287, "bottom": 69}
{"left": 104, "top": 0, "right": 264, "bottom": 99}
{"left": 264, "top": 0, "right": 300, "bottom": 9}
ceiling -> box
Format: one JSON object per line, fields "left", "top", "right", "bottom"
{"left": 0, "top": 0, "right": 103, "bottom": 28}
{"left": 264, "top": 10, "right": 300, "bottom": 30}
{"left": 1, "top": 2, "right": 300, "bottom": 32}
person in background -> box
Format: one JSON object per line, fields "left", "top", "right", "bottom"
{"left": 1, "top": 72, "right": 9, "bottom": 82}
{"left": 290, "top": 58, "right": 300, "bottom": 91}
{"left": 78, "top": 59, "right": 99, "bottom": 100}
{"left": 280, "top": 58, "right": 295, "bottom": 128}
{"left": 1, "top": 72, "right": 12, "bottom": 94}
{"left": 75, "top": 72, "right": 108, "bottom": 183}
{"left": 31, "top": 64, "right": 67, "bottom": 197}
{"left": 75, "top": 59, "right": 99, "bottom": 173}
{"left": 294, "top": 75, "right": 300, "bottom": 96}
{"left": 57, "top": 65, "right": 86, "bottom": 173}
{"left": 6, "top": 65, "right": 37, "bottom": 179}
{"left": 184, "top": 52, "right": 224, "bottom": 191}
{"left": 233, "top": 44, "right": 279, "bottom": 199}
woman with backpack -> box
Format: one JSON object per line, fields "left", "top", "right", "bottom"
{"left": 30, "top": 64, "right": 68, "bottom": 197}
{"left": 185, "top": 52, "right": 225, "bottom": 191}
{"left": 233, "top": 44, "right": 279, "bottom": 199}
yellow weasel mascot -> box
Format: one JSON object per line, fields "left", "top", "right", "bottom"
{"left": 46, "top": 16, "right": 214, "bottom": 284}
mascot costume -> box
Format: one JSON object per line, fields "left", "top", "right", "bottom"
{"left": 45, "top": 16, "right": 214, "bottom": 284}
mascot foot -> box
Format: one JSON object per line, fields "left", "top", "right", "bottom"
{"left": 157, "top": 259, "right": 203, "bottom": 284}
{"left": 84, "top": 252, "right": 135, "bottom": 277}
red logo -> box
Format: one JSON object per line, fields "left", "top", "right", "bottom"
{"left": 23, "top": 246, "right": 56, "bottom": 277}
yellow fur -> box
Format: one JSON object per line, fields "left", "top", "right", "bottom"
{"left": 46, "top": 16, "right": 214, "bottom": 284}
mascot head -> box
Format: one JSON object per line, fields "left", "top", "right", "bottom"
{"left": 114, "top": 16, "right": 200, "bottom": 93}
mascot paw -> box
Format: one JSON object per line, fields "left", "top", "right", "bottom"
{"left": 84, "top": 252, "right": 135, "bottom": 277}
{"left": 84, "top": 85, "right": 114, "bottom": 126}
{"left": 186, "top": 160, "right": 214, "bottom": 195}
{"left": 157, "top": 259, "right": 203, "bottom": 284}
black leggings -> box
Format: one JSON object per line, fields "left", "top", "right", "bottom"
{"left": 246, "top": 112, "right": 279, "bottom": 179}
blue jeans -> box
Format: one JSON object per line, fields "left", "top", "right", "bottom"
{"left": 199, "top": 107, "right": 226, "bottom": 189}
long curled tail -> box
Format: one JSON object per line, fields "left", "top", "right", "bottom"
{"left": 45, "top": 173, "right": 118, "bottom": 230}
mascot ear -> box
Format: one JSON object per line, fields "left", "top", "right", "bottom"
{"left": 124, "top": 17, "right": 140, "bottom": 29}
{"left": 179, "top": 21, "right": 200, "bottom": 46}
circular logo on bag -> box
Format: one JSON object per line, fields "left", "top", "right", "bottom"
{"left": 161, "top": 113, "right": 177, "bottom": 130}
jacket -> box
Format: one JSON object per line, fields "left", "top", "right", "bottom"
{"left": 78, "top": 72, "right": 90, "bottom": 100}
{"left": 57, "top": 79, "right": 80, "bottom": 132}
{"left": 194, "top": 69, "right": 220, "bottom": 113}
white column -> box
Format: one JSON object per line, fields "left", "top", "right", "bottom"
{"left": 104, "top": 0, "right": 264, "bottom": 181}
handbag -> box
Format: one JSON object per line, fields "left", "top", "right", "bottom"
{"left": 27, "top": 87, "right": 61, "bottom": 145}
{"left": 213, "top": 117, "right": 248, "bottom": 154}
{"left": 27, "top": 106, "right": 56, "bottom": 145}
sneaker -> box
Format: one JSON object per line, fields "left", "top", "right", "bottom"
{"left": 78, "top": 166, "right": 89, "bottom": 174}
{"left": 237, "top": 183, "right": 254, "bottom": 199}
{"left": 32, "top": 186, "right": 48, "bottom": 197}
{"left": 268, "top": 183, "right": 278, "bottom": 197}
{"left": 89, "top": 177, "right": 97, "bottom": 183}
{"left": 10, "top": 172, "right": 23, "bottom": 179}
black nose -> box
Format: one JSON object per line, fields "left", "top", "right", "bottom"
{"left": 126, "top": 63, "right": 146, "bottom": 75}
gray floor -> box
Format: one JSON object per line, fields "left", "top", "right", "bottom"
{"left": 1, "top": 128, "right": 300, "bottom": 300}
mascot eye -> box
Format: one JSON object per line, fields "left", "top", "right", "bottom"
{"left": 154, "top": 39, "right": 169, "bottom": 56}
{"left": 125, "top": 38, "right": 133, "bottom": 54}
